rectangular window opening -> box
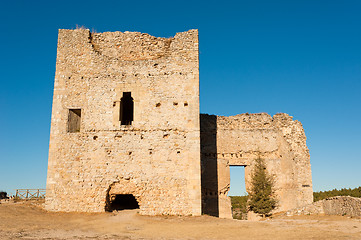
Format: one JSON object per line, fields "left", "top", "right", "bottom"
{"left": 120, "top": 92, "right": 134, "bottom": 125}
{"left": 68, "top": 109, "right": 81, "bottom": 133}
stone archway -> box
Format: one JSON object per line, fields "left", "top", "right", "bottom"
{"left": 105, "top": 178, "right": 142, "bottom": 212}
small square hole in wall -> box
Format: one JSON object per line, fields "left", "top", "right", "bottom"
{"left": 173, "top": 102, "right": 178, "bottom": 106}
{"left": 156, "top": 103, "right": 161, "bottom": 107}
{"left": 184, "top": 102, "right": 188, "bottom": 106}
{"left": 68, "top": 109, "right": 81, "bottom": 133}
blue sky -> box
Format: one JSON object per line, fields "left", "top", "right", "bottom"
{"left": 1, "top": 0, "right": 360, "bottom": 196}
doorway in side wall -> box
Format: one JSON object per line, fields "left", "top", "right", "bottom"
{"left": 228, "top": 165, "right": 248, "bottom": 220}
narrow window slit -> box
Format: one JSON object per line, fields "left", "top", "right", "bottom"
{"left": 119, "top": 92, "right": 134, "bottom": 125}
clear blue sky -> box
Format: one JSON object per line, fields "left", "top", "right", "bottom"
{"left": 1, "top": 0, "right": 360, "bottom": 196}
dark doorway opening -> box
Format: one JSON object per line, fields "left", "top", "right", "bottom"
{"left": 120, "top": 92, "right": 134, "bottom": 125}
{"left": 108, "top": 194, "right": 139, "bottom": 211}
{"left": 200, "top": 114, "right": 219, "bottom": 217}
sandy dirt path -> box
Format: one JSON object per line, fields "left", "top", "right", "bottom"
{"left": 0, "top": 201, "right": 360, "bottom": 239}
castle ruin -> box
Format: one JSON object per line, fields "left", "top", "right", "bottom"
{"left": 45, "top": 29, "right": 313, "bottom": 218}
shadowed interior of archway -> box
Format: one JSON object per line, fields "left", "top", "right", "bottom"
{"left": 107, "top": 194, "right": 139, "bottom": 211}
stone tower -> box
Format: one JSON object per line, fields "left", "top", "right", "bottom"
{"left": 45, "top": 29, "right": 202, "bottom": 215}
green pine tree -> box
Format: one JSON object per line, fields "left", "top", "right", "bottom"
{"left": 248, "top": 157, "right": 277, "bottom": 217}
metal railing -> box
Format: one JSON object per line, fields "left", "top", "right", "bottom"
{"left": 15, "top": 189, "right": 46, "bottom": 199}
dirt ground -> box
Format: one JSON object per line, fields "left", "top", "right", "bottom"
{"left": 0, "top": 200, "right": 360, "bottom": 240}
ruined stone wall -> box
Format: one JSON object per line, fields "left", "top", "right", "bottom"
{"left": 201, "top": 113, "right": 313, "bottom": 218}
{"left": 45, "top": 29, "right": 201, "bottom": 215}
{"left": 287, "top": 196, "right": 361, "bottom": 217}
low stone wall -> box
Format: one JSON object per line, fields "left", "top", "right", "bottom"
{"left": 286, "top": 196, "right": 361, "bottom": 217}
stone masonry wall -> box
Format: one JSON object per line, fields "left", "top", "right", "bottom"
{"left": 286, "top": 196, "right": 361, "bottom": 217}
{"left": 45, "top": 29, "right": 201, "bottom": 215}
{"left": 201, "top": 113, "right": 313, "bottom": 218}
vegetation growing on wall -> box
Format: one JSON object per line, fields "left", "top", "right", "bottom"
{"left": 313, "top": 186, "right": 361, "bottom": 201}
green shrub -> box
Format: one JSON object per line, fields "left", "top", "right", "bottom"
{"left": 231, "top": 196, "right": 248, "bottom": 212}
{"left": 230, "top": 196, "right": 248, "bottom": 220}
{"left": 0, "top": 191, "right": 8, "bottom": 199}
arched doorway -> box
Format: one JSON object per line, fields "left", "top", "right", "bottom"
{"left": 105, "top": 180, "right": 141, "bottom": 212}
{"left": 106, "top": 194, "right": 139, "bottom": 211}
